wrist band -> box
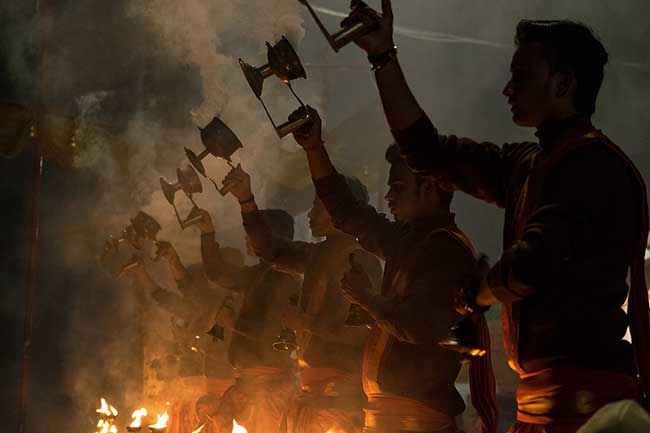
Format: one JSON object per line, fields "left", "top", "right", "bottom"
{"left": 239, "top": 195, "right": 255, "bottom": 205}
{"left": 368, "top": 45, "right": 397, "bottom": 71}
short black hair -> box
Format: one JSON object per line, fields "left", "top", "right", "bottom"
{"left": 260, "top": 209, "right": 294, "bottom": 240}
{"left": 385, "top": 144, "right": 453, "bottom": 208}
{"left": 515, "top": 20, "right": 608, "bottom": 115}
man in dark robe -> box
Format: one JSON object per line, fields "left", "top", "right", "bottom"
{"left": 120, "top": 240, "right": 237, "bottom": 433}
{"left": 221, "top": 166, "right": 383, "bottom": 433}
{"left": 196, "top": 207, "right": 301, "bottom": 433}
{"left": 347, "top": 3, "right": 650, "bottom": 432}
{"left": 288, "top": 106, "right": 498, "bottom": 433}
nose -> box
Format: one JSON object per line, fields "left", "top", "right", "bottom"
{"left": 385, "top": 187, "right": 394, "bottom": 203}
{"left": 502, "top": 80, "right": 513, "bottom": 98}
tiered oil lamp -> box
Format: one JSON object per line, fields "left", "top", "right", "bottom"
{"left": 239, "top": 36, "right": 311, "bottom": 138}
{"left": 299, "top": 0, "right": 381, "bottom": 52}
{"left": 185, "top": 117, "right": 243, "bottom": 196}
{"left": 160, "top": 164, "right": 204, "bottom": 229}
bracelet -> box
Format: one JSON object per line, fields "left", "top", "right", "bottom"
{"left": 368, "top": 45, "right": 397, "bottom": 71}
{"left": 238, "top": 195, "right": 255, "bottom": 205}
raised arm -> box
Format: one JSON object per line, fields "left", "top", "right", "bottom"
{"left": 196, "top": 208, "right": 255, "bottom": 293}
{"left": 120, "top": 261, "right": 194, "bottom": 319}
{"left": 350, "top": 0, "right": 535, "bottom": 206}
{"left": 291, "top": 106, "right": 399, "bottom": 259}
{"left": 223, "top": 165, "right": 313, "bottom": 276}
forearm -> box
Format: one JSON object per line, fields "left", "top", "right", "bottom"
{"left": 362, "top": 294, "right": 449, "bottom": 344}
{"left": 240, "top": 199, "right": 276, "bottom": 261}
{"left": 165, "top": 254, "right": 189, "bottom": 283}
{"left": 374, "top": 57, "right": 425, "bottom": 131}
{"left": 314, "top": 173, "right": 395, "bottom": 258}
{"left": 201, "top": 232, "right": 241, "bottom": 289}
{"left": 304, "top": 145, "right": 335, "bottom": 181}
{"left": 130, "top": 268, "right": 162, "bottom": 294}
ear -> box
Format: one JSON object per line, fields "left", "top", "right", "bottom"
{"left": 554, "top": 70, "right": 576, "bottom": 99}
{"left": 420, "top": 177, "right": 438, "bottom": 197}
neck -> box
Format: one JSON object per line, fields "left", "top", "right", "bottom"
{"left": 537, "top": 109, "right": 580, "bottom": 131}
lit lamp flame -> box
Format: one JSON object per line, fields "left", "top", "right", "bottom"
{"left": 96, "top": 397, "right": 118, "bottom": 418}
{"left": 232, "top": 419, "right": 247, "bottom": 433}
{"left": 149, "top": 411, "right": 170, "bottom": 432}
{"left": 96, "top": 419, "right": 118, "bottom": 433}
{"left": 128, "top": 408, "right": 148, "bottom": 431}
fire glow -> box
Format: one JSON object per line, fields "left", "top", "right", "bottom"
{"left": 149, "top": 411, "right": 170, "bottom": 431}
{"left": 129, "top": 408, "right": 148, "bottom": 429}
{"left": 96, "top": 397, "right": 118, "bottom": 418}
{"left": 96, "top": 419, "right": 118, "bottom": 433}
{"left": 232, "top": 419, "right": 247, "bottom": 433}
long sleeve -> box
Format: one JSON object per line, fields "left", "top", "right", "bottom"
{"left": 393, "top": 115, "right": 538, "bottom": 207}
{"left": 200, "top": 231, "right": 254, "bottom": 293}
{"left": 314, "top": 172, "right": 400, "bottom": 260}
{"left": 365, "top": 233, "right": 469, "bottom": 344}
{"left": 487, "top": 144, "right": 640, "bottom": 302}
{"left": 151, "top": 287, "right": 194, "bottom": 320}
{"left": 241, "top": 209, "right": 313, "bottom": 276}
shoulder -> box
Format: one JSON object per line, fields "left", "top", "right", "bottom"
{"left": 550, "top": 139, "right": 639, "bottom": 191}
{"left": 503, "top": 141, "right": 540, "bottom": 165}
{"left": 421, "top": 228, "right": 476, "bottom": 270}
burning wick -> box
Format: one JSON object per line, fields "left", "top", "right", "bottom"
{"left": 127, "top": 408, "right": 148, "bottom": 432}
{"left": 148, "top": 411, "right": 170, "bottom": 432}
{"left": 96, "top": 419, "right": 118, "bottom": 433}
{"left": 232, "top": 419, "right": 248, "bottom": 433}
{"left": 191, "top": 424, "right": 205, "bottom": 433}
{"left": 96, "top": 397, "right": 118, "bottom": 419}
{"left": 95, "top": 398, "right": 118, "bottom": 433}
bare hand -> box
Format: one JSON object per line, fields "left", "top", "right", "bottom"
{"left": 346, "top": 0, "right": 394, "bottom": 56}
{"left": 195, "top": 208, "right": 215, "bottom": 234}
{"left": 290, "top": 106, "right": 323, "bottom": 150}
{"left": 340, "top": 253, "right": 372, "bottom": 306}
{"left": 222, "top": 164, "right": 253, "bottom": 202}
{"left": 455, "top": 254, "right": 490, "bottom": 314}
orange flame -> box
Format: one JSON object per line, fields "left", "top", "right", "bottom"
{"left": 191, "top": 424, "right": 205, "bottom": 433}
{"left": 96, "top": 419, "right": 117, "bottom": 433}
{"left": 130, "top": 408, "right": 148, "bottom": 428}
{"left": 96, "top": 398, "right": 118, "bottom": 418}
{"left": 149, "top": 411, "right": 170, "bottom": 430}
{"left": 298, "top": 359, "right": 310, "bottom": 368}
{"left": 232, "top": 419, "right": 247, "bottom": 433}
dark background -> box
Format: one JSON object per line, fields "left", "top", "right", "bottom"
{"left": 1, "top": 1, "right": 649, "bottom": 432}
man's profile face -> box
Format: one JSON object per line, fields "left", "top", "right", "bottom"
{"left": 308, "top": 196, "right": 334, "bottom": 237}
{"left": 503, "top": 42, "right": 558, "bottom": 127}
{"left": 385, "top": 163, "right": 422, "bottom": 223}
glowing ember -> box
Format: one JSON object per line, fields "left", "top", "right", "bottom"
{"left": 191, "top": 424, "right": 205, "bottom": 433}
{"left": 149, "top": 411, "right": 170, "bottom": 430}
{"left": 130, "top": 408, "right": 148, "bottom": 428}
{"left": 232, "top": 419, "right": 247, "bottom": 433}
{"left": 96, "top": 398, "right": 118, "bottom": 418}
